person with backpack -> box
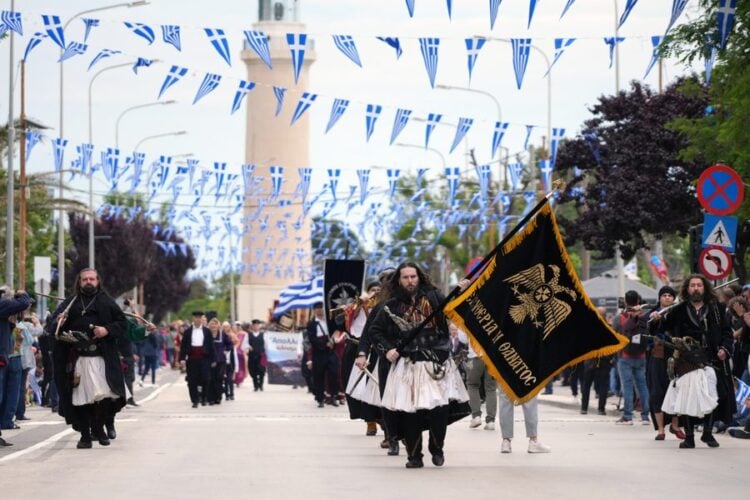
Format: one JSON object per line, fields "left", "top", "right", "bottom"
{"left": 614, "top": 290, "right": 650, "bottom": 425}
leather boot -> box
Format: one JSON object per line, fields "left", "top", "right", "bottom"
{"left": 388, "top": 438, "right": 400, "bottom": 456}
{"left": 77, "top": 429, "right": 93, "bottom": 449}
{"left": 105, "top": 417, "right": 117, "bottom": 440}
{"left": 93, "top": 426, "right": 110, "bottom": 446}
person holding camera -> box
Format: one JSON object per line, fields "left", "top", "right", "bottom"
{"left": 0, "top": 287, "right": 32, "bottom": 447}
{"left": 614, "top": 290, "right": 650, "bottom": 426}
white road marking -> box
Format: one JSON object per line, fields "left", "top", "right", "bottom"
{"left": 138, "top": 382, "right": 172, "bottom": 404}
{"left": 0, "top": 428, "right": 74, "bottom": 463}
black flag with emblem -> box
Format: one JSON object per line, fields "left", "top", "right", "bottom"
{"left": 324, "top": 259, "right": 366, "bottom": 335}
{"left": 444, "top": 202, "right": 627, "bottom": 403}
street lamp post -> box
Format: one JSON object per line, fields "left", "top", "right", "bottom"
{"left": 57, "top": 1, "right": 148, "bottom": 297}
{"left": 115, "top": 100, "right": 176, "bottom": 149}
{"left": 133, "top": 131, "right": 188, "bottom": 152}
{"left": 394, "top": 142, "right": 446, "bottom": 169}
{"left": 5, "top": 0, "right": 15, "bottom": 288}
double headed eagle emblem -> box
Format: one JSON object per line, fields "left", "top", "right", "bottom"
{"left": 504, "top": 264, "right": 577, "bottom": 340}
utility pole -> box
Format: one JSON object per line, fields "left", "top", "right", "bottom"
{"left": 5, "top": 0, "right": 16, "bottom": 288}
{"left": 19, "top": 58, "right": 27, "bottom": 287}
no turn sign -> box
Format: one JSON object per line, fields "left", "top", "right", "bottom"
{"left": 698, "top": 247, "right": 733, "bottom": 280}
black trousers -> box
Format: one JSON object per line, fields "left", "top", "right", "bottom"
{"left": 186, "top": 358, "right": 210, "bottom": 404}
{"left": 248, "top": 355, "right": 266, "bottom": 390}
{"left": 402, "top": 406, "right": 449, "bottom": 461}
{"left": 209, "top": 362, "right": 226, "bottom": 403}
{"left": 581, "top": 367, "right": 609, "bottom": 412}
{"left": 312, "top": 351, "right": 339, "bottom": 402}
{"left": 74, "top": 399, "right": 117, "bottom": 437}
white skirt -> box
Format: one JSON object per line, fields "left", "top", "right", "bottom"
{"left": 381, "top": 357, "right": 469, "bottom": 413}
{"left": 345, "top": 359, "right": 381, "bottom": 407}
{"left": 661, "top": 367, "right": 719, "bottom": 418}
{"left": 72, "top": 357, "right": 120, "bottom": 406}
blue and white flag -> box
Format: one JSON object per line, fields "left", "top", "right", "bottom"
{"left": 508, "top": 162, "right": 523, "bottom": 191}
{"left": 717, "top": 0, "right": 737, "bottom": 49}
{"left": 489, "top": 0, "right": 502, "bottom": 29}
{"left": 77, "top": 143, "right": 94, "bottom": 175}
{"left": 522, "top": 191, "right": 537, "bottom": 214}
{"left": 356, "top": 169, "right": 370, "bottom": 205}
{"left": 59, "top": 42, "right": 87, "bottom": 62}
{"left": 664, "top": 0, "right": 689, "bottom": 35}
{"left": 425, "top": 113, "right": 442, "bottom": 148}
{"left": 104, "top": 148, "right": 122, "bottom": 190}
{"left": 328, "top": 168, "right": 341, "bottom": 201}
{"left": 365, "top": 104, "right": 382, "bottom": 142}
{"left": 492, "top": 121, "right": 510, "bottom": 159}
{"left": 244, "top": 30, "right": 273, "bottom": 69}
{"left": 326, "top": 98, "right": 350, "bottom": 133}
{"left": 270, "top": 166, "right": 284, "bottom": 199}
{"left": 546, "top": 38, "right": 576, "bottom": 76}
{"left": 132, "top": 57, "right": 153, "bottom": 74}
{"left": 287, "top": 33, "right": 308, "bottom": 84}
{"left": 446, "top": 0, "right": 453, "bottom": 19}
{"left": 1, "top": 10, "right": 22, "bottom": 35}
{"left": 205, "top": 28, "right": 232, "bottom": 66}
{"left": 465, "top": 37, "right": 486, "bottom": 83}
{"left": 643, "top": 36, "right": 663, "bottom": 79}
{"left": 42, "top": 15, "right": 65, "bottom": 48}
{"left": 406, "top": 0, "right": 416, "bottom": 17}
{"left": 25, "top": 131, "right": 43, "bottom": 162}
{"left": 560, "top": 0, "right": 576, "bottom": 18}
{"left": 290, "top": 92, "right": 317, "bottom": 125}
{"left": 550, "top": 127, "right": 565, "bottom": 166}
{"left": 332, "top": 35, "right": 362, "bottom": 67}
{"left": 273, "top": 86, "right": 286, "bottom": 116}
{"left": 231, "top": 80, "right": 256, "bottom": 114}
{"left": 445, "top": 167, "right": 460, "bottom": 207}
{"left": 377, "top": 36, "right": 403, "bottom": 58}
{"left": 88, "top": 48, "right": 121, "bottom": 70}
{"left": 736, "top": 378, "right": 750, "bottom": 419}
{"left": 523, "top": 124, "right": 534, "bottom": 150}
{"left": 23, "top": 32, "right": 47, "bottom": 62}
{"left": 705, "top": 40, "right": 718, "bottom": 85}
{"left": 419, "top": 37, "right": 440, "bottom": 88}
{"left": 450, "top": 117, "right": 473, "bottom": 154}
{"left": 124, "top": 21, "right": 155, "bottom": 44}
{"left": 604, "top": 37, "right": 626, "bottom": 68}
{"left": 213, "top": 162, "right": 227, "bottom": 199}
{"left": 416, "top": 168, "right": 429, "bottom": 187}
{"left": 297, "top": 167, "right": 312, "bottom": 202}
{"left": 617, "top": 0, "right": 640, "bottom": 29}
{"left": 193, "top": 73, "right": 222, "bottom": 104}
{"left": 387, "top": 168, "right": 401, "bottom": 197}
{"left": 477, "top": 164, "right": 492, "bottom": 203}
{"left": 81, "top": 18, "right": 99, "bottom": 42}
{"left": 539, "top": 159, "right": 553, "bottom": 191}
{"left": 158, "top": 65, "right": 188, "bottom": 99}
{"left": 272, "top": 275, "right": 324, "bottom": 316}
{"left": 528, "top": 0, "right": 539, "bottom": 28}
{"left": 511, "top": 38, "right": 532, "bottom": 89}
{"left": 161, "top": 24, "right": 182, "bottom": 51}
{"left": 241, "top": 163, "right": 255, "bottom": 192}
{"left": 52, "top": 138, "right": 68, "bottom": 172}
{"left": 390, "top": 108, "right": 412, "bottom": 145}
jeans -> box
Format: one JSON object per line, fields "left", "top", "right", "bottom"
{"left": 498, "top": 391, "right": 539, "bottom": 439}
{"left": 16, "top": 368, "right": 30, "bottom": 418}
{"left": 466, "top": 357, "right": 497, "bottom": 421}
{"left": 618, "top": 357, "right": 649, "bottom": 420}
{"left": 0, "top": 356, "right": 22, "bottom": 428}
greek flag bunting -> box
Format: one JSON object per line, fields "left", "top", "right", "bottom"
{"left": 511, "top": 39, "right": 532, "bottom": 90}
{"left": 25, "top": 131, "right": 42, "bottom": 162}
{"left": 492, "top": 121, "right": 510, "bottom": 159}
{"left": 104, "top": 148, "right": 121, "bottom": 190}
{"left": 465, "top": 37, "right": 486, "bottom": 83}
{"left": 205, "top": 28, "right": 232, "bottom": 66}
{"left": 287, "top": 33, "right": 308, "bottom": 84}
{"left": 405, "top": 0, "right": 415, "bottom": 17}
{"left": 88, "top": 49, "right": 121, "bottom": 70}
{"left": 604, "top": 37, "right": 626, "bottom": 68}
{"left": 416, "top": 168, "right": 429, "bottom": 187}
{"left": 212, "top": 162, "right": 226, "bottom": 199}
{"left": 356, "top": 169, "right": 370, "bottom": 205}
{"left": 717, "top": 0, "right": 737, "bottom": 49}
{"left": 528, "top": 0, "right": 539, "bottom": 28}
{"left": 643, "top": 36, "right": 663, "bottom": 79}
{"left": 297, "top": 167, "right": 312, "bottom": 202}
{"left": 523, "top": 191, "right": 537, "bottom": 214}
{"left": 489, "top": 0, "right": 501, "bottom": 29}
{"left": 419, "top": 37, "right": 440, "bottom": 88}
{"left": 617, "top": 0, "right": 640, "bottom": 29}
{"left": 425, "top": 113, "right": 442, "bottom": 148}
{"left": 328, "top": 168, "right": 341, "bottom": 201}
{"left": 1, "top": 10, "right": 22, "bottom": 35}
{"left": 665, "top": 0, "right": 689, "bottom": 35}
{"left": 546, "top": 38, "right": 576, "bottom": 76}
{"left": 231, "top": 80, "right": 256, "bottom": 114}
{"left": 59, "top": 42, "right": 88, "bottom": 62}
{"left": 132, "top": 57, "right": 153, "bottom": 74}
{"left": 52, "top": 138, "right": 68, "bottom": 173}
{"left": 128, "top": 152, "right": 145, "bottom": 194}
{"left": 390, "top": 108, "right": 412, "bottom": 145}
{"left": 446, "top": 167, "right": 460, "bottom": 207}
{"left": 77, "top": 143, "right": 94, "bottom": 175}
{"left": 42, "top": 15, "right": 65, "bottom": 48}
{"left": 377, "top": 36, "right": 403, "bottom": 59}
{"left": 193, "top": 73, "right": 222, "bottom": 105}
{"left": 158, "top": 65, "right": 188, "bottom": 99}
{"left": 273, "top": 86, "right": 286, "bottom": 116}
{"left": 241, "top": 164, "right": 256, "bottom": 192}
{"left": 450, "top": 117, "right": 473, "bottom": 154}
{"left": 81, "top": 18, "right": 99, "bottom": 42}
{"left": 508, "top": 162, "right": 523, "bottom": 192}
{"left": 243, "top": 31, "right": 273, "bottom": 69}
{"left": 477, "top": 164, "right": 492, "bottom": 203}
{"left": 270, "top": 166, "right": 284, "bottom": 199}
{"left": 523, "top": 125, "right": 535, "bottom": 150}
{"left": 365, "top": 104, "right": 382, "bottom": 142}
{"left": 185, "top": 158, "right": 199, "bottom": 189}
{"left": 23, "top": 33, "right": 46, "bottom": 62}
{"left": 290, "top": 92, "right": 317, "bottom": 125}
{"left": 539, "top": 160, "right": 553, "bottom": 191}
{"left": 705, "top": 39, "right": 717, "bottom": 85}
{"left": 387, "top": 168, "right": 401, "bottom": 197}
{"left": 550, "top": 128, "right": 565, "bottom": 166}
{"left": 272, "top": 276, "right": 324, "bottom": 317}
{"left": 161, "top": 25, "right": 182, "bottom": 51}
{"left": 560, "top": 0, "right": 576, "bottom": 19}
{"left": 332, "top": 35, "right": 362, "bottom": 67}
{"left": 124, "top": 22, "right": 155, "bottom": 44}
{"left": 325, "top": 98, "right": 350, "bottom": 133}
{"left": 446, "top": 0, "right": 453, "bottom": 19}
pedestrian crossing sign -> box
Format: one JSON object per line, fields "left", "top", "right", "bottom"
{"left": 702, "top": 214, "right": 738, "bottom": 252}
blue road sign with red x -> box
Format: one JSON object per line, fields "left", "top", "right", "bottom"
{"left": 697, "top": 164, "right": 744, "bottom": 215}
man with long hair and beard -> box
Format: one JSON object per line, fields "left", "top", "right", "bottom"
{"left": 48, "top": 268, "right": 128, "bottom": 449}
{"left": 650, "top": 274, "right": 736, "bottom": 449}
{"left": 369, "top": 262, "right": 470, "bottom": 468}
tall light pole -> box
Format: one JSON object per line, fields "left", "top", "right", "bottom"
{"left": 58, "top": 1, "right": 148, "bottom": 296}
{"left": 115, "top": 100, "right": 176, "bottom": 149}
{"left": 394, "top": 142, "right": 446, "bottom": 170}
{"left": 133, "top": 131, "right": 187, "bottom": 152}
{"left": 5, "top": 0, "right": 16, "bottom": 288}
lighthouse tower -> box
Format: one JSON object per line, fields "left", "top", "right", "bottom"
{"left": 236, "top": 0, "right": 316, "bottom": 321}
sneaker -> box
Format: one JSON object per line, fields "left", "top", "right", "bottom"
{"left": 484, "top": 421, "right": 495, "bottom": 431}
{"left": 615, "top": 417, "right": 633, "bottom": 426}
{"left": 527, "top": 439, "right": 551, "bottom": 453}
{"left": 501, "top": 438, "right": 512, "bottom": 454}
{"left": 641, "top": 418, "right": 651, "bottom": 426}
{"left": 469, "top": 416, "right": 482, "bottom": 428}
